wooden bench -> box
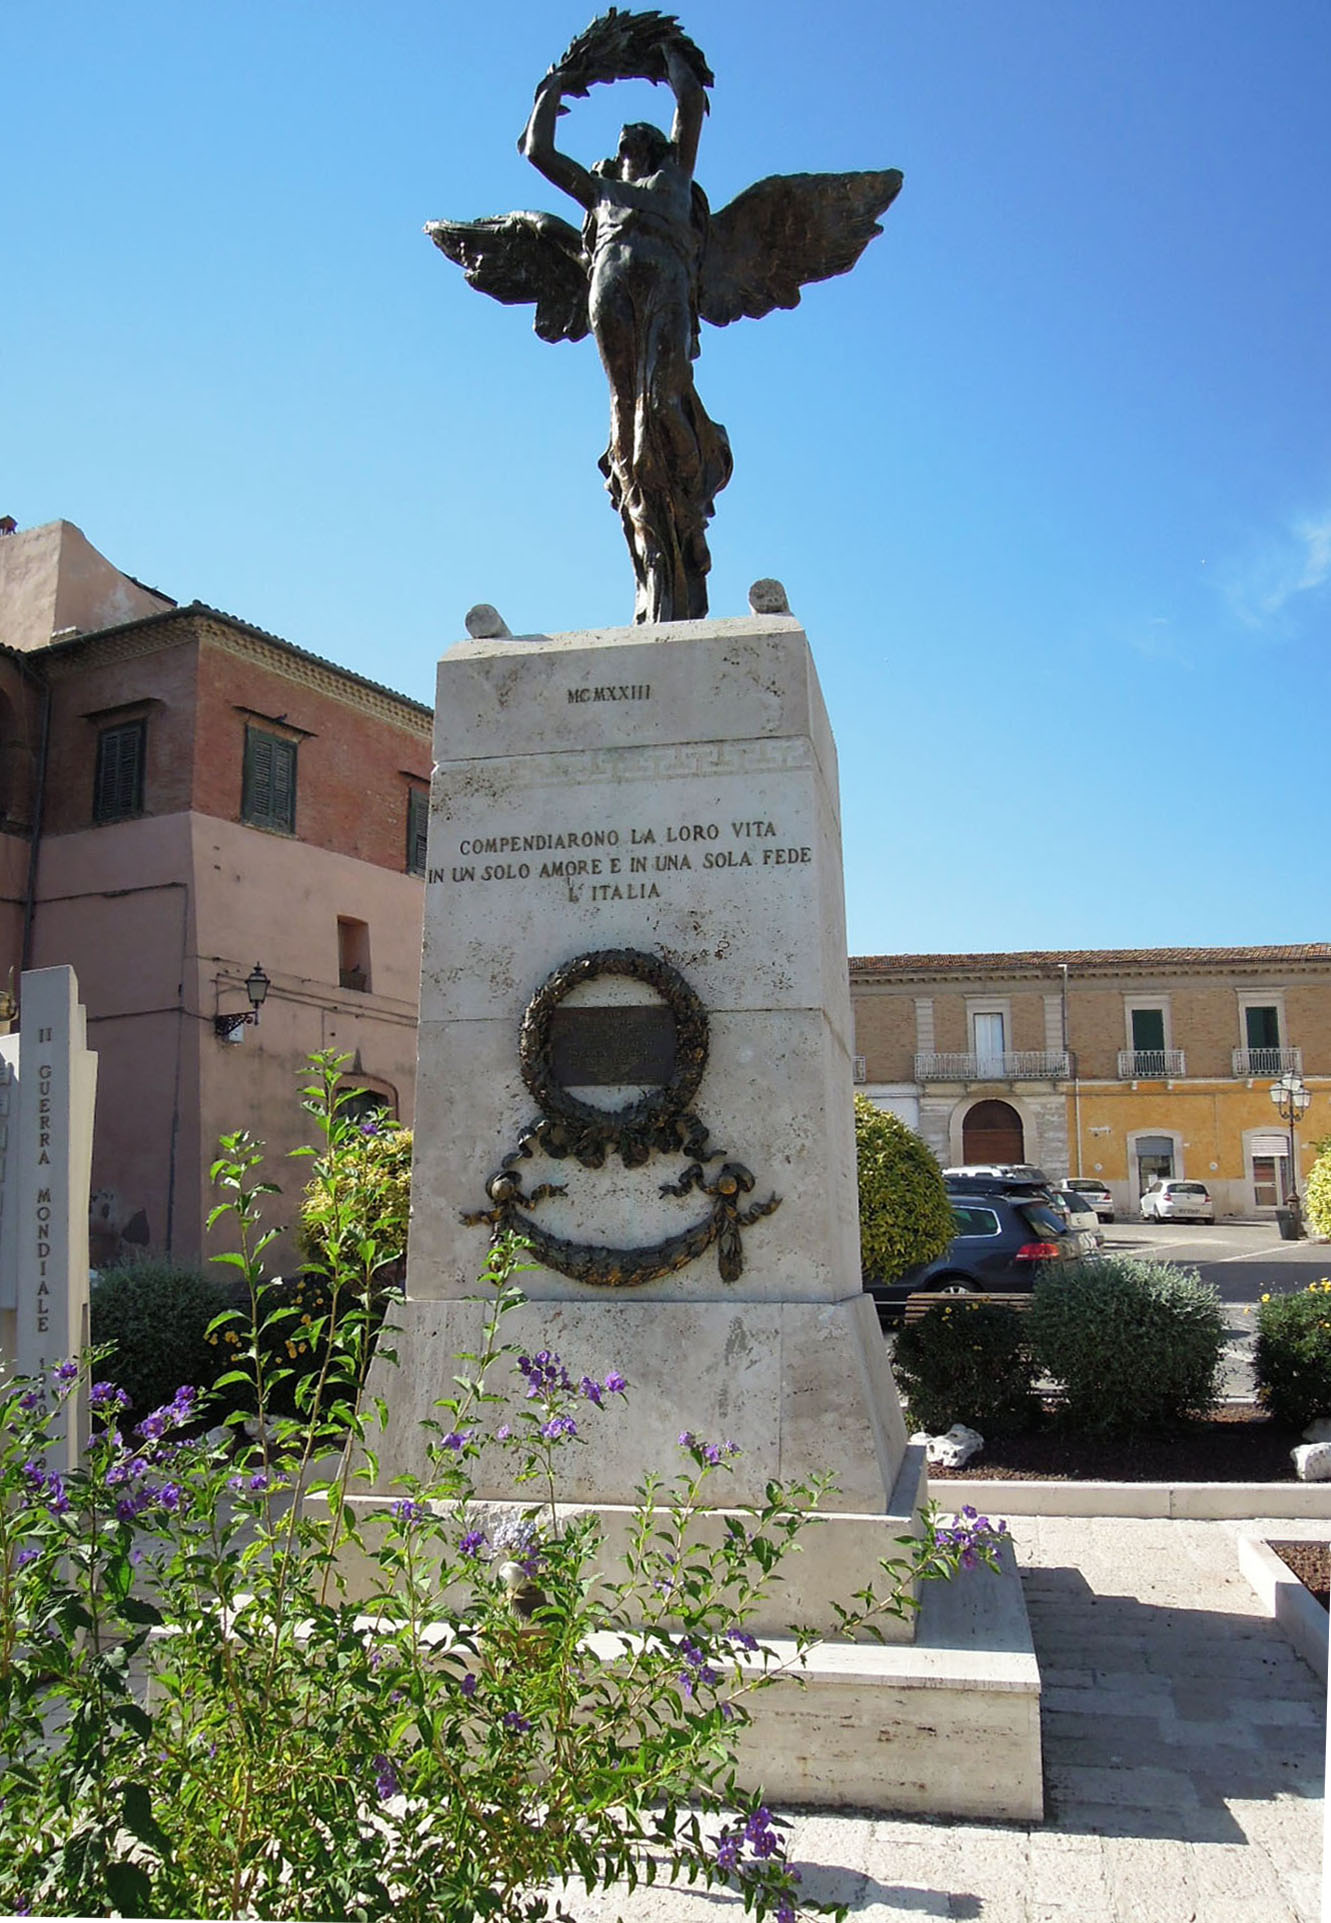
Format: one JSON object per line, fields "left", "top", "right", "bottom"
{"left": 901, "top": 1290, "right": 1033, "bottom": 1326}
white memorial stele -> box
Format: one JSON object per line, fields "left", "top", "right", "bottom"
{"left": 0, "top": 967, "right": 96, "bottom": 1468}
{"left": 347, "top": 612, "right": 1042, "bottom": 1818}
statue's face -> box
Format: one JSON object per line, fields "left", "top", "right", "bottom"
{"left": 617, "top": 123, "right": 668, "bottom": 180}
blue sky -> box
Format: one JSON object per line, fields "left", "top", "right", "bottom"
{"left": 4, "top": 2, "right": 1328, "bottom": 956}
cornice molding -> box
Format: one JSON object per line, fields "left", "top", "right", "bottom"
{"left": 40, "top": 610, "right": 433, "bottom": 739}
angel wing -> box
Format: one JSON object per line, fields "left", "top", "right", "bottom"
{"left": 425, "top": 211, "right": 590, "bottom": 344}
{"left": 697, "top": 169, "right": 903, "bottom": 329}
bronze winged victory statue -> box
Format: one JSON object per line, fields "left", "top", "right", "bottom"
{"left": 428, "top": 9, "right": 902, "bottom": 623}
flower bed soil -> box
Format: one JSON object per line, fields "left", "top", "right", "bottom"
{"left": 1271, "top": 1540, "right": 1331, "bottom": 1611}
{"left": 928, "top": 1404, "right": 1303, "bottom": 1483}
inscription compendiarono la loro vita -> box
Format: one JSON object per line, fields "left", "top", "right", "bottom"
{"left": 428, "top": 816, "right": 813, "bottom": 900}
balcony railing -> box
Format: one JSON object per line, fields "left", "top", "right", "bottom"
{"left": 915, "top": 1050, "right": 1072, "bottom": 1082}
{"left": 1117, "top": 1048, "right": 1186, "bottom": 1080}
{"left": 1232, "top": 1045, "right": 1302, "bottom": 1079}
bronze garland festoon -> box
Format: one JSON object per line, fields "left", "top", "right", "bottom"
{"left": 462, "top": 948, "right": 780, "bottom": 1285}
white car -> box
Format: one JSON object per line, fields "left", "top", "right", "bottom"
{"left": 1051, "top": 1191, "right": 1104, "bottom": 1247}
{"left": 1060, "top": 1178, "right": 1114, "bottom": 1222}
{"left": 1140, "top": 1179, "right": 1215, "bottom": 1224}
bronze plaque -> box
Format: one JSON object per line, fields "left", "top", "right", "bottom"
{"left": 548, "top": 1005, "right": 676, "bottom": 1087}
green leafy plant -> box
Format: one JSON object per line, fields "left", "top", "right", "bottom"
{"left": 1253, "top": 1278, "right": 1331, "bottom": 1427}
{"left": 1304, "top": 1138, "right": 1331, "bottom": 1239}
{"left": 89, "top": 1260, "right": 233, "bottom": 1425}
{"left": 891, "top": 1299, "right": 1039, "bottom": 1436}
{"left": 297, "top": 1105, "right": 413, "bottom": 1281}
{"left": 1028, "top": 1256, "right": 1226, "bottom": 1435}
{"left": 0, "top": 1057, "right": 1005, "bottom": 1920}
{"left": 854, "top": 1094, "right": 953, "bottom": 1283}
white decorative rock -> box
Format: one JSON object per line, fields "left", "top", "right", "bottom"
{"left": 1292, "top": 1441, "right": 1331, "bottom": 1481}
{"left": 926, "top": 1425, "right": 985, "bottom": 1469}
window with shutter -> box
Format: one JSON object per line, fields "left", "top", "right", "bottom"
{"left": 406, "top": 787, "right": 429, "bottom": 875}
{"left": 93, "top": 721, "right": 146, "bottom": 823}
{"left": 242, "top": 727, "right": 297, "bottom": 832}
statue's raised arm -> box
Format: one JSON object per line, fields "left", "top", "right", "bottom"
{"left": 426, "top": 9, "right": 901, "bottom": 624}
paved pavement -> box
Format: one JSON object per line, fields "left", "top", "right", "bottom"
{"left": 555, "top": 1513, "right": 1325, "bottom": 1922}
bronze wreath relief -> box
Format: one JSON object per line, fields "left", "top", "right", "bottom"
{"left": 462, "top": 949, "right": 780, "bottom": 1285}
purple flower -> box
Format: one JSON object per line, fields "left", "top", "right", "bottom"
{"left": 459, "top": 1528, "right": 486, "bottom": 1558}
{"left": 502, "top": 1711, "right": 531, "bottom": 1733}
{"left": 775, "top": 1903, "right": 795, "bottom": 1923}
{"left": 495, "top": 1423, "right": 512, "bottom": 1442}
{"left": 727, "top": 1628, "right": 758, "bottom": 1652}
{"left": 359, "top": 1119, "right": 382, "bottom": 1137}
{"left": 460, "top": 1672, "right": 477, "bottom": 1698}
{"left": 677, "top": 1430, "right": 695, "bottom": 1449}
{"left": 89, "top": 1382, "right": 130, "bottom": 1415}
{"left": 715, "top": 1830, "right": 742, "bottom": 1873}
{"left": 138, "top": 1412, "right": 168, "bottom": 1441}
{"left": 392, "top": 1498, "right": 427, "bottom": 1525}
{"left": 439, "top": 1429, "right": 475, "bottom": 1452}
{"left": 15, "top": 1547, "right": 39, "bottom": 1568}
{"left": 372, "top": 1754, "right": 399, "bottom": 1800}
{"left": 678, "top": 1637, "right": 719, "bottom": 1696}
{"left": 744, "top": 1806, "right": 778, "bottom": 1859}
{"left": 158, "top": 1481, "right": 182, "bottom": 1512}
{"left": 603, "top": 1370, "right": 627, "bottom": 1395}
{"left": 54, "top": 1360, "right": 79, "bottom": 1385}
{"left": 517, "top": 1350, "right": 572, "bottom": 1398}
{"left": 579, "top": 1375, "right": 603, "bottom": 1407}
{"left": 540, "top": 1415, "right": 576, "bottom": 1442}
{"left": 18, "top": 1389, "right": 45, "bottom": 1413}
{"left": 43, "top": 1475, "right": 70, "bottom": 1516}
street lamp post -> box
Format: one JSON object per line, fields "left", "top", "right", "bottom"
{"left": 1269, "top": 1070, "right": 1311, "bottom": 1221}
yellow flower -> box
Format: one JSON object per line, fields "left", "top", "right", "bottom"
{"left": 1261, "top": 1293, "right": 1271, "bottom": 1303}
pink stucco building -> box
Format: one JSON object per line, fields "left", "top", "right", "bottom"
{"left": 0, "top": 518, "right": 431, "bottom": 1273}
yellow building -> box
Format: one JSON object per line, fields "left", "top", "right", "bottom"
{"left": 849, "top": 945, "right": 1331, "bottom": 1219}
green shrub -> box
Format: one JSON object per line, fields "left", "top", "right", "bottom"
{"left": 1028, "top": 1256, "right": 1225, "bottom": 1434}
{"left": 297, "top": 1110, "right": 412, "bottom": 1279}
{"left": 891, "top": 1299, "right": 1039, "bottom": 1436}
{"left": 855, "top": 1094, "right": 953, "bottom": 1283}
{"left": 1304, "top": 1139, "right": 1331, "bottom": 1239}
{"left": 90, "top": 1261, "right": 234, "bottom": 1424}
{"left": 1253, "top": 1278, "right": 1331, "bottom": 1427}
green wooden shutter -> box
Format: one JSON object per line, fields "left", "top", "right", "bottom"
{"left": 407, "top": 788, "right": 429, "bottom": 874}
{"left": 242, "top": 728, "right": 296, "bottom": 831}
{"left": 93, "top": 722, "right": 145, "bottom": 822}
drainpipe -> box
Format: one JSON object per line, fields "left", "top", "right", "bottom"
{"left": 19, "top": 669, "right": 52, "bottom": 976}
{"left": 1061, "top": 961, "right": 1084, "bottom": 1176}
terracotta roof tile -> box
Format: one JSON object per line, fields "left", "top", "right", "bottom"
{"left": 851, "top": 945, "right": 1331, "bottom": 975}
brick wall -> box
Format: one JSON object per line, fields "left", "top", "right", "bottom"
{"left": 193, "top": 626, "right": 432, "bottom": 876}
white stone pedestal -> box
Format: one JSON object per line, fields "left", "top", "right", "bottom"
{"left": 352, "top": 613, "right": 1041, "bottom": 1817}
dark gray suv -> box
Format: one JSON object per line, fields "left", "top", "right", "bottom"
{"left": 863, "top": 1176, "right": 1084, "bottom": 1329}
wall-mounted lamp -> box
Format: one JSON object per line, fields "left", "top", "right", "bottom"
{"left": 214, "top": 963, "right": 271, "bottom": 1042}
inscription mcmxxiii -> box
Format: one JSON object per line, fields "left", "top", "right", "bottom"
{"left": 431, "top": 816, "right": 813, "bottom": 898}
{"left": 566, "top": 683, "right": 651, "bottom": 704}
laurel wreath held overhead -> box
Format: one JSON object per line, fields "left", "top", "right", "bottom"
{"left": 546, "top": 9, "right": 714, "bottom": 99}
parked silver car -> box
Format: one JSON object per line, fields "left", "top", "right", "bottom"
{"left": 1060, "top": 1177, "right": 1114, "bottom": 1222}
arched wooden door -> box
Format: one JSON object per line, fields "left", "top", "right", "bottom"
{"left": 962, "top": 1099, "right": 1024, "bottom": 1165}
